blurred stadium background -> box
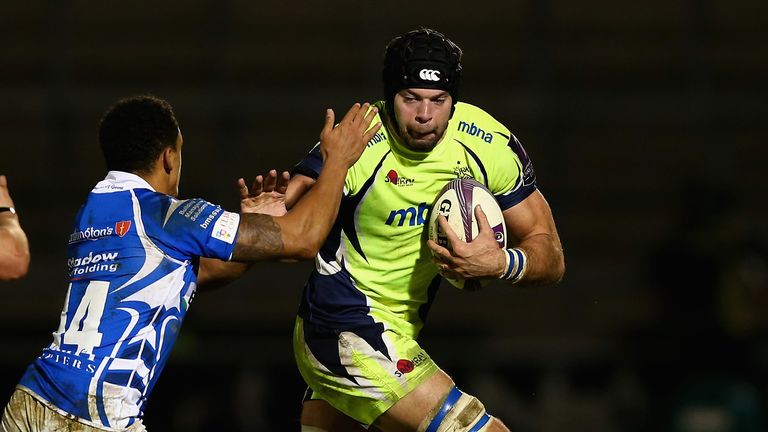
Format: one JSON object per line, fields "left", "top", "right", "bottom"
{"left": 1, "top": 1, "right": 767, "bottom": 430}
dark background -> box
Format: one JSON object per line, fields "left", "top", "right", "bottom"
{"left": 1, "top": 1, "right": 767, "bottom": 431}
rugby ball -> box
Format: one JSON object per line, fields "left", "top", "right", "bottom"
{"left": 428, "top": 179, "right": 507, "bottom": 290}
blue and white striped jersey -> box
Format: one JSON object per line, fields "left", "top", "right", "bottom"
{"left": 18, "top": 171, "right": 240, "bottom": 430}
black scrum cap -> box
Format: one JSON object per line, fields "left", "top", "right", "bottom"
{"left": 383, "top": 29, "right": 463, "bottom": 109}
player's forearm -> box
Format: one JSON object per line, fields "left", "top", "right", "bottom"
{"left": 277, "top": 159, "right": 347, "bottom": 259}
{"left": 285, "top": 175, "right": 316, "bottom": 210}
{"left": 197, "top": 258, "right": 252, "bottom": 291}
{"left": 0, "top": 217, "right": 30, "bottom": 280}
{"left": 512, "top": 232, "right": 564, "bottom": 287}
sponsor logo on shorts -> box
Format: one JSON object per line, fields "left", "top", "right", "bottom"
{"left": 384, "top": 169, "right": 415, "bottom": 187}
{"left": 397, "top": 359, "right": 414, "bottom": 374}
{"left": 394, "top": 351, "right": 428, "bottom": 378}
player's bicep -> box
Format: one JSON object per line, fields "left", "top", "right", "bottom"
{"left": 285, "top": 174, "right": 316, "bottom": 210}
{"left": 503, "top": 189, "right": 558, "bottom": 245}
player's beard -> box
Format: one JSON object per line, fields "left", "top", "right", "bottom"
{"left": 398, "top": 124, "right": 447, "bottom": 152}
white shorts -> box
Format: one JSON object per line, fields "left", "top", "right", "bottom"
{"left": 1, "top": 388, "right": 146, "bottom": 432}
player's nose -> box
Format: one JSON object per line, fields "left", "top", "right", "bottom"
{"left": 415, "top": 102, "right": 432, "bottom": 123}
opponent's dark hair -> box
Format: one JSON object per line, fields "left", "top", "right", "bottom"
{"left": 382, "top": 28, "right": 463, "bottom": 117}
{"left": 99, "top": 95, "right": 180, "bottom": 174}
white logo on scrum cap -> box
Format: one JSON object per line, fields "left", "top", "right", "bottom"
{"left": 418, "top": 69, "right": 441, "bottom": 81}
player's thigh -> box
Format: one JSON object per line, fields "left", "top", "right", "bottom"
{"left": 301, "top": 399, "right": 367, "bottom": 432}
{"left": 371, "top": 370, "right": 510, "bottom": 432}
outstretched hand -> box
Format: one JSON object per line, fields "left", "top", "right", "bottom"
{"left": 237, "top": 169, "right": 290, "bottom": 216}
{"left": 319, "top": 103, "right": 382, "bottom": 168}
{"left": 427, "top": 205, "right": 507, "bottom": 281}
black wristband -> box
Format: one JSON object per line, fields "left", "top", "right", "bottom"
{"left": 0, "top": 207, "right": 16, "bottom": 215}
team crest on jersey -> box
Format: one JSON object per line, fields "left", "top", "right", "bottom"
{"left": 384, "top": 169, "right": 415, "bottom": 186}
{"left": 453, "top": 163, "right": 473, "bottom": 179}
{"left": 115, "top": 221, "right": 131, "bottom": 237}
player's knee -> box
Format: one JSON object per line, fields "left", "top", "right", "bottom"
{"left": 418, "top": 387, "right": 495, "bottom": 432}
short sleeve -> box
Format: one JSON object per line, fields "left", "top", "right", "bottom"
{"left": 291, "top": 142, "right": 323, "bottom": 180}
{"left": 155, "top": 197, "right": 241, "bottom": 261}
{"left": 488, "top": 133, "right": 537, "bottom": 210}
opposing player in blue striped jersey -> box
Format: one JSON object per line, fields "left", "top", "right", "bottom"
{"left": 0, "top": 95, "right": 380, "bottom": 432}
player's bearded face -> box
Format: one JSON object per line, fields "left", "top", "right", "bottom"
{"left": 393, "top": 89, "right": 452, "bottom": 152}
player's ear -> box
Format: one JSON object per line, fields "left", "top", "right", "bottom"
{"left": 161, "top": 146, "right": 176, "bottom": 174}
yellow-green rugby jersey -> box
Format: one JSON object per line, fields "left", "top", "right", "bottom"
{"left": 293, "top": 101, "right": 537, "bottom": 339}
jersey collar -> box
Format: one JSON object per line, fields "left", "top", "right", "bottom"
{"left": 92, "top": 171, "right": 156, "bottom": 194}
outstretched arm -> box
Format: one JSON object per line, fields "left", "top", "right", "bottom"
{"left": 285, "top": 174, "right": 316, "bottom": 211}
{"left": 231, "top": 103, "right": 381, "bottom": 261}
{"left": 197, "top": 170, "right": 290, "bottom": 289}
{"left": 0, "top": 175, "right": 30, "bottom": 281}
{"left": 428, "top": 189, "right": 564, "bottom": 288}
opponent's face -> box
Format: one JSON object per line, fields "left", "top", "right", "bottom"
{"left": 392, "top": 88, "right": 452, "bottom": 152}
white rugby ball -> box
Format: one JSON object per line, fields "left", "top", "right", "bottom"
{"left": 428, "top": 179, "right": 507, "bottom": 290}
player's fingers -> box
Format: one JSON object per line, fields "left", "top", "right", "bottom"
{"left": 362, "top": 122, "right": 382, "bottom": 144}
{"left": 263, "top": 169, "right": 278, "bottom": 193}
{"left": 339, "top": 103, "right": 361, "bottom": 126}
{"left": 0, "top": 175, "right": 7, "bottom": 188}
{"left": 362, "top": 105, "right": 378, "bottom": 126}
{"left": 436, "top": 215, "right": 462, "bottom": 249}
{"left": 360, "top": 105, "right": 381, "bottom": 141}
{"left": 352, "top": 102, "right": 371, "bottom": 126}
{"left": 321, "top": 109, "right": 335, "bottom": 137}
{"left": 237, "top": 178, "right": 249, "bottom": 200}
{"left": 474, "top": 205, "right": 492, "bottom": 234}
{"left": 427, "top": 239, "right": 453, "bottom": 261}
{"left": 275, "top": 171, "right": 291, "bottom": 194}
{"left": 250, "top": 175, "right": 265, "bottom": 196}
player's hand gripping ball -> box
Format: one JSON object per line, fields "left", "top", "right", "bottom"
{"left": 428, "top": 179, "right": 507, "bottom": 290}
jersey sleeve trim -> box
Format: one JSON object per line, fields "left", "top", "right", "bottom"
{"left": 291, "top": 142, "right": 323, "bottom": 180}
{"left": 495, "top": 185, "right": 536, "bottom": 210}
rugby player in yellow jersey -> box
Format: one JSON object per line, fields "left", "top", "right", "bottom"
{"left": 287, "top": 29, "right": 565, "bottom": 432}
